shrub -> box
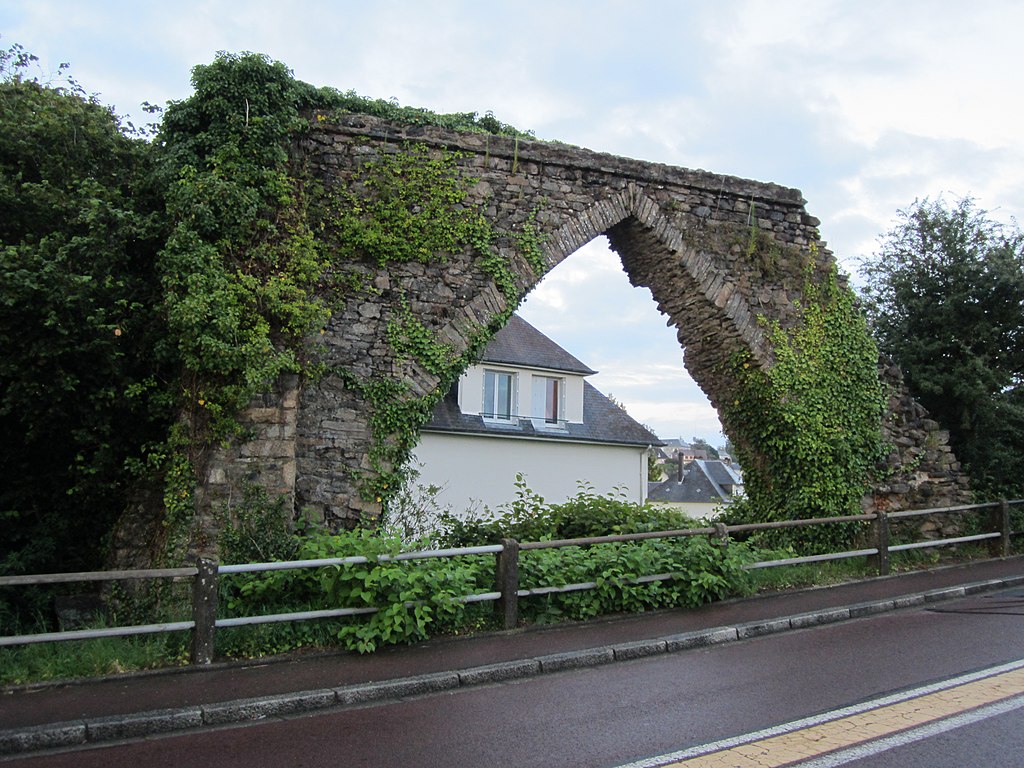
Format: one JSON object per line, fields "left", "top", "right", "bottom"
{"left": 218, "top": 528, "right": 494, "bottom": 655}
{"left": 518, "top": 537, "right": 754, "bottom": 624}
{"left": 436, "top": 476, "right": 701, "bottom": 547}
{"left": 214, "top": 481, "right": 758, "bottom": 656}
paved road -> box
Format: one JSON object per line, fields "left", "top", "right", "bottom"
{"left": 9, "top": 586, "right": 1024, "bottom": 767}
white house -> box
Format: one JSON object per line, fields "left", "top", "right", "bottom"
{"left": 412, "top": 315, "right": 661, "bottom": 516}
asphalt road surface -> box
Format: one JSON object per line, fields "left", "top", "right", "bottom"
{"left": 10, "top": 588, "right": 1024, "bottom": 768}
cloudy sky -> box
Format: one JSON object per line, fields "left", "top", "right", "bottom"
{"left": 4, "top": 0, "right": 1023, "bottom": 444}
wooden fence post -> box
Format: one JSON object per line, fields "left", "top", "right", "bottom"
{"left": 872, "top": 511, "right": 890, "bottom": 576}
{"left": 495, "top": 538, "right": 520, "bottom": 630}
{"left": 713, "top": 522, "right": 729, "bottom": 548}
{"left": 991, "top": 500, "right": 1011, "bottom": 558}
{"left": 191, "top": 557, "right": 218, "bottom": 665}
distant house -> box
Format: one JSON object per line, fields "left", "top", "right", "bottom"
{"left": 646, "top": 458, "right": 744, "bottom": 519}
{"left": 658, "top": 438, "right": 708, "bottom": 464}
{"left": 412, "top": 315, "right": 661, "bottom": 516}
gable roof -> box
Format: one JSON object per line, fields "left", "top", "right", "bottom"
{"left": 479, "top": 314, "right": 596, "bottom": 375}
{"left": 647, "top": 459, "right": 742, "bottom": 504}
{"left": 703, "top": 459, "right": 741, "bottom": 488}
{"left": 423, "top": 380, "right": 661, "bottom": 447}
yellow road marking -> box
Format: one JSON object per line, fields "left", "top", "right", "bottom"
{"left": 661, "top": 666, "right": 1024, "bottom": 767}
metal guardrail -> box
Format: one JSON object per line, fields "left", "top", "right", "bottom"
{"left": 1, "top": 499, "right": 1019, "bottom": 663}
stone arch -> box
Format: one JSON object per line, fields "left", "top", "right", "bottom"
{"left": 188, "top": 114, "right": 970, "bottom": 549}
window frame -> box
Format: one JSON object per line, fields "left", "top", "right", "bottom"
{"left": 532, "top": 374, "right": 566, "bottom": 427}
{"left": 482, "top": 369, "right": 517, "bottom": 421}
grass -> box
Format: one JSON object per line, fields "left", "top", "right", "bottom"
{"left": 745, "top": 542, "right": 1001, "bottom": 594}
{"left": 0, "top": 632, "right": 189, "bottom": 687}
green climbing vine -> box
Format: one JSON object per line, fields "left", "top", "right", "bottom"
{"left": 323, "top": 142, "right": 493, "bottom": 269}
{"left": 152, "top": 52, "right": 538, "bottom": 534}
{"left": 154, "top": 51, "right": 338, "bottom": 466}
{"left": 720, "top": 260, "right": 887, "bottom": 553}
{"left": 312, "top": 136, "right": 540, "bottom": 509}
{"left": 386, "top": 301, "right": 460, "bottom": 377}
{"left": 354, "top": 310, "right": 515, "bottom": 508}
{"left": 516, "top": 204, "right": 548, "bottom": 276}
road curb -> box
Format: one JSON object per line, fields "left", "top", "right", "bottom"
{"left": 2, "top": 574, "right": 1020, "bottom": 757}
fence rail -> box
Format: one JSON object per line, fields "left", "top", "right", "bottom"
{"left": 1, "top": 499, "right": 1020, "bottom": 664}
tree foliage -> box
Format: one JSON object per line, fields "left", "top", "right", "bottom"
{"left": 860, "top": 197, "right": 1024, "bottom": 497}
{"left": 0, "top": 45, "right": 171, "bottom": 581}
{"left": 689, "top": 437, "right": 720, "bottom": 460}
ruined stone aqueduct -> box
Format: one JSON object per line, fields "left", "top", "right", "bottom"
{"left": 175, "top": 114, "right": 969, "bottom": 555}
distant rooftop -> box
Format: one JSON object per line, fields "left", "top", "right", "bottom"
{"left": 647, "top": 459, "right": 742, "bottom": 504}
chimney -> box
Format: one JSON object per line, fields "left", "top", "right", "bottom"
{"left": 677, "top": 453, "right": 685, "bottom": 482}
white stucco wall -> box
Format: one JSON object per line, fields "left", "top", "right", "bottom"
{"left": 412, "top": 431, "right": 649, "bottom": 517}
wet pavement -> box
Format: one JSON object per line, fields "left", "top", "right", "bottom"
{"left": 1, "top": 556, "right": 1022, "bottom": 756}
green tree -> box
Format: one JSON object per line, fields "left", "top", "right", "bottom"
{"left": 690, "top": 437, "right": 719, "bottom": 460}
{"left": 0, "top": 45, "right": 171, "bottom": 584}
{"left": 647, "top": 451, "right": 664, "bottom": 481}
{"left": 860, "top": 197, "right": 1024, "bottom": 497}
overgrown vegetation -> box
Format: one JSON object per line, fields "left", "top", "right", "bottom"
{"left": 437, "top": 476, "right": 704, "bottom": 545}
{"left": 0, "top": 44, "right": 173, "bottom": 614}
{"left": 0, "top": 44, "right": 534, "bottom": 632}
{"left": 719, "top": 264, "right": 887, "bottom": 553}
{"left": 213, "top": 483, "right": 756, "bottom": 656}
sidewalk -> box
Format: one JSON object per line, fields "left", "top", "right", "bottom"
{"left": 2, "top": 556, "right": 1022, "bottom": 756}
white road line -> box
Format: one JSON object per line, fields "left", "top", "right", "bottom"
{"left": 796, "top": 693, "right": 1024, "bottom": 767}
{"left": 615, "top": 657, "right": 1024, "bottom": 768}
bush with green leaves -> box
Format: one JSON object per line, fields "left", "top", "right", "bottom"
{"left": 0, "top": 44, "right": 173, "bottom": 624}
{"left": 216, "top": 484, "right": 300, "bottom": 565}
{"left": 218, "top": 527, "right": 495, "bottom": 655}
{"left": 518, "top": 537, "right": 754, "bottom": 624}
{"left": 215, "top": 482, "right": 758, "bottom": 657}
{"left": 437, "top": 476, "right": 704, "bottom": 547}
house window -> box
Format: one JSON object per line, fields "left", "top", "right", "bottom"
{"left": 532, "top": 376, "right": 564, "bottom": 424}
{"left": 483, "top": 370, "right": 516, "bottom": 420}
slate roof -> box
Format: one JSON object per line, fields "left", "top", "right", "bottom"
{"left": 422, "top": 315, "right": 658, "bottom": 447}
{"left": 647, "top": 459, "right": 743, "bottom": 504}
{"left": 423, "top": 380, "right": 661, "bottom": 447}
{"left": 660, "top": 438, "right": 690, "bottom": 449}
{"left": 704, "top": 459, "right": 742, "bottom": 489}
{"left": 479, "top": 314, "right": 596, "bottom": 375}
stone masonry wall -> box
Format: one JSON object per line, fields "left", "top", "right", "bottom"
{"left": 191, "top": 115, "right": 970, "bottom": 542}
{"left": 190, "top": 374, "right": 299, "bottom": 558}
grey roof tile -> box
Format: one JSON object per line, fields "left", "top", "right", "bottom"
{"left": 479, "top": 315, "right": 596, "bottom": 375}
{"left": 647, "top": 460, "right": 741, "bottom": 503}
{"left": 423, "top": 381, "right": 660, "bottom": 447}
{"left": 422, "top": 316, "right": 659, "bottom": 448}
